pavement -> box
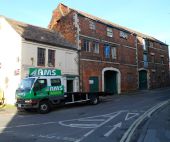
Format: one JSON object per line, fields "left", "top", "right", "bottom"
{"left": 133, "top": 102, "right": 170, "bottom": 142}
{"left": 0, "top": 104, "right": 17, "bottom": 114}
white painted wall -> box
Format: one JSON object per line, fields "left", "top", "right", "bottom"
{"left": 0, "top": 17, "right": 22, "bottom": 104}
{"left": 21, "top": 40, "right": 78, "bottom": 78}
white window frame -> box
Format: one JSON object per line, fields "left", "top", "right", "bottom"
{"left": 142, "top": 39, "right": 147, "bottom": 51}
{"left": 93, "top": 42, "right": 99, "bottom": 54}
{"left": 149, "top": 41, "right": 153, "bottom": 47}
{"left": 107, "top": 27, "right": 113, "bottom": 37}
{"left": 120, "top": 31, "right": 128, "bottom": 39}
{"left": 111, "top": 47, "right": 117, "bottom": 59}
{"left": 89, "top": 21, "right": 96, "bottom": 30}
{"left": 83, "top": 40, "right": 91, "bottom": 52}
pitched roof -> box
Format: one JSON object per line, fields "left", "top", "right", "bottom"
{"left": 2, "top": 16, "right": 77, "bottom": 49}
{"left": 60, "top": 3, "right": 167, "bottom": 45}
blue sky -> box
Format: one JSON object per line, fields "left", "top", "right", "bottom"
{"left": 0, "top": 0, "right": 170, "bottom": 48}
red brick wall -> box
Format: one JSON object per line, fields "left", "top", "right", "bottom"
{"left": 137, "top": 38, "right": 169, "bottom": 88}
{"left": 49, "top": 4, "right": 169, "bottom": 93}
{"left": 80, "top": 60, "right": 137, "bottom": 92}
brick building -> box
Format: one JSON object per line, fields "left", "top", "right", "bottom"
{"left": 48, "top": 3, "right": 169, "bottom": 94}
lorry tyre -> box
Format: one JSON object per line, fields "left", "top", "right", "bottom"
{"left": 38, "top": 101, "right": 50, "bottom": 114}
{"left": 90, "top": 96, "right": 99, "bottom": 105}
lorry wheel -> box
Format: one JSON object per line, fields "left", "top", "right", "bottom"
{"left": 90, "top": 96, "right": 99, "bottom": 105}
{"left": 38, "top": 101, "right": 50, "bottom": 114}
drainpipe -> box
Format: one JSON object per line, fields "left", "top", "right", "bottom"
{"left": 73, "top": 12, "right": 82, "bottom": 92}
{"left": 135, "top": 34, "right": 139, "bottom": 89}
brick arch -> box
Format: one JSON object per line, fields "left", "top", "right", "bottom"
{"left": 102, "top": 67, "right": 121, "bottom": 94}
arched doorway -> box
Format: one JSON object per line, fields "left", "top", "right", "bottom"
{"left": 139, "top": 70, "right": 148, "bottom": 89}
{"left": 102, "top": 67, "right": 121, "bottom": 94}
{"left": 104, "top": 71, "right": 117, "bottom": 94}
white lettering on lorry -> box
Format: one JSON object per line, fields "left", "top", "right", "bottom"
{"left": 30, "top": 69, "right": 57, "bottom": 76}
{"left": 49, "top": 86, "right": 63, "bottom": 91}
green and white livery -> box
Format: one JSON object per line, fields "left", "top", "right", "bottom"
{"left": 15, "top": 68, "right": 65, "bottom": 113}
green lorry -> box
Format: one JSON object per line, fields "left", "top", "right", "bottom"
{"left": 15, "top": 68, "right": 100, "bottom": 113}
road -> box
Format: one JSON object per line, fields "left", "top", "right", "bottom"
{"left": 0, "top": 88, "right": 170, "bottom": 142}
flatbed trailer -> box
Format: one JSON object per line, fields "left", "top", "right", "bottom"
{"left": 16, "top": 91, "right": 110, "bottom": 114}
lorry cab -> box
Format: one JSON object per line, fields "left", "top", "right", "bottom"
{"left": 16, "top": 68, "right": 65, "bottom": 113}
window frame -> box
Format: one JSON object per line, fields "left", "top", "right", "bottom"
{"left": 104, "top": 45, "right": 110, "bottom": 58}
{"left": 83, "top": 40, "right": 91, "bottom": 52}
{"left": 51, "top": 78, "right": 61, "bottom": 86}
{"left": 142, "top": 39, "right": 147, "bottom": 51}
{"left": 111, "top": 47, "right": 117, "bottom": 59}
{"left": 35, "top": 79, "right": 47, "bottom": 90}
{"left": 151, "top": 55, "right": 155, "bottom": 63}
{"left": 37, "top": 47, "right": 46, "bottom": 66}
{"left": 120, "top": 31, "right": 128, "bottom": 39}
{"left": 143, "top": 53, "right": 148, "bottom": 62}
{"left": 48, "top": 49, "right": 55, "bottom": 67}
{"left": 89, "top": 20, "right": 96, "bottom": 30}
{"left": 93, "top": 42, "right": 99, "bottom": 54}
{"left": 106, "top": 27, "right": 113, "bottom": 37}
{"left": 161, "top": 57, "right": 164, "bottom": 64}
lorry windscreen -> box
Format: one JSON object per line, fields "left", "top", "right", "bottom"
{"left": 17, "top": 78, "right": 35, "bottom": 92}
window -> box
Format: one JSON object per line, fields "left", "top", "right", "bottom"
{"left": 143, "top": 54, "right": 148, "bottom": 62}
{"left": 161, "top": 57, "right": 164, "bottom": 64}
{"left": 152, "top": 71, "right": 156, "bottom": 82}
{"left": 37, "top": 48, "right": 45, "bottom": 66}
{"left": 93, "top": 42, "right": 99, "bottom": 54}
{"left": 143, "top": 53, "right": 148, "bottom": 68}
{"left": 142, "top": 39, "right": 147, "bottom": 51}
{"left": 120, "top": 31, "right": 128, "bottom": 39}
{"left": 82, "top": 40, "right": 91, "bottom": 52}
{"left": 35, "top": 79, "right": 47, "bottom": 90}
{"left": 89, "top": 21, "right": 96, "bottom": 30}
{"left": 48, "top": 49, "right": 55, "bottom": 67}
{"left": 127, "top": 73, "right": 133, "bottom": 83}
{"left": 104, "top": 45, "right": 110, "bottom": 58}
{"left": 149, "top": 41, "right": 153, "bottom": 47}
{"left": 111, "top": 47, "right": 117, "bottom": 59}
{"left": 107, "top": 27, "right": 113, "bottom": 37}
{"left": 51, "top": 79, "right": 61, "bottom": 86}
{"left": 151, "top": 55, "right": 155, "bottom": 63}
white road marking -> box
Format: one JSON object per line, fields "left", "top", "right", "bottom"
{"left": 78, "top": 119, "right": 105, "bottom": 122}
{"left": 38, "top": 135, "right": 77, "bottom": 142}
{"left": 75, "top": 111, "right": 124, "bottom": 142}
{"left": 0, "top": 121, "right": 58, "bottom": 130}
{"left": 69, "top": 123, "right": 98, "bottom": 128}
{"left": 125, "top": 113, "right": 139, "bottom": 121}
{"left": 104, "top": 122, "right": 122, "bottom": 137}
{"left": 59, "top": 110, "right": 127, "bottom": 129}
{"left": 84, "top": 130, "right": 95, "bottom": 137}
{"left": 120, "top": 99, "right": 170, "bottom": 142}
